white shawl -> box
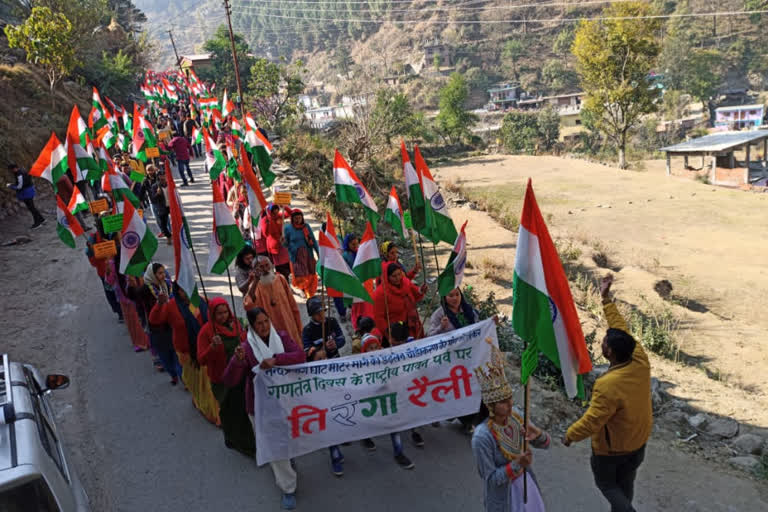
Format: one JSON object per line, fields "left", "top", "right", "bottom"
{"left": 247, "top": 325, "right": 285, "bottom": 365}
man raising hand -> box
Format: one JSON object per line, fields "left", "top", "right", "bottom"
{"left": 564, "top": 274, "right": 652, "bottom": 512}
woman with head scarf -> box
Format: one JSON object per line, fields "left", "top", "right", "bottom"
{"left": 220, "top": 307, "right": 305, "bottom": 510}
{"left": 283, "top": 208, "right": 320, "bottom": 299}
{"left": 372, "top": 262, "right": 427, "bottom": 342}
{"left": 261, "top": 203, "right": 292, "bottom": 281}
{"left": 197, "top": 297, "right": 252, "bottom": 456}
{"left": 379, "top": 241, "right": 421, "bottom": 283}
{"left": 471, "top": 344, "right": 550, "bottom": 512}
{"left": 234, "top": 246, "right": 259, "bottom": 295}
{"left": 427, "top": 287, "right": 479, "bottom": 336}
{"left": 149, "top": 282, "right": 219, "bottom": 424}
{"left": 140, "top": 264, "right": 180, "bottom": 383}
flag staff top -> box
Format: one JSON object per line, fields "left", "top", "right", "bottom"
{"left": 222, "top": 0, "right": 245, "bottom": 115}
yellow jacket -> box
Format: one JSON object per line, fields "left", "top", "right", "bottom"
{"left": 566, "top": 302, "right": 653, "bottom": 455}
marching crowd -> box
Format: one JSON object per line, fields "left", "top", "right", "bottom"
{"left": 10, "top": 73, "right": 653, "bottom": 511}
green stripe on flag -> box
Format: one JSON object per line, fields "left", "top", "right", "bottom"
{"left": 512, "top": 273, "right": 562, "bottom": 382}
{"left": 57, "top": 224, "right": 76, "bottom": 248}
{"left": 124, "top": 233, "right": 158, "bottom": 277}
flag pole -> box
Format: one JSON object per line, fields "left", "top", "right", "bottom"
{"left": 523, "top": 353, "right": 531, "bottom": 503}
{"left": 416, "top": 232, "right": 429, "bottom": 286}
{"left": 225, "top": 267, "right": 238, "bottom": 314}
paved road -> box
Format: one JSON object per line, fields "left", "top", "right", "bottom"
{"left": 62, "top": 158, "right": 768, "bottom": 511}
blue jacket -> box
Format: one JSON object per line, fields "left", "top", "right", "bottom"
{"left": 283, "top": 223, "right": 319, "bottom": 263}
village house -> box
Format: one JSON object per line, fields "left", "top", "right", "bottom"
{"left": 422, "top": 39, "right": 452, "bottom": 67}
{"left": 486, "top": 83, "right": 524, "bottom": 111}
{"left": 180, "top": 53, "right": 214, "bottom": 74}
{"left": 714, "top": 104, "right": 765, "bottom": 131}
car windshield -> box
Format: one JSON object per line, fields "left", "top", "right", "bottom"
{"left": 0, "top": 477, "right": 60, "bottom": 511}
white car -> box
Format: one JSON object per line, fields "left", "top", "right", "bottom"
{"left": 0, "top": 354, "right": 90, "bottom": 511}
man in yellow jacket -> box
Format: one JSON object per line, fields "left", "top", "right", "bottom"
{"left": 564, "top": 274, "right": 652, "bottom": 512}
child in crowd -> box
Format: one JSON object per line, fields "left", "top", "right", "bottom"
{"left": 356, "top": 317, "right": 416, "bottom": 469}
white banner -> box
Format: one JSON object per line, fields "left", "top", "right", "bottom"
{"left": 252, "top": 319, "right": 497, "bottom": 465}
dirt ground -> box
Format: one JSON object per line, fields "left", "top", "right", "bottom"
{"left": 429, "top": 154, "right": 768, "bottom": 431}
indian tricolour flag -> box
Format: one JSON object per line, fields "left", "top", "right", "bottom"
{"left": 165, "top": 159, "right": 200, "bottom": 306}
{"left": 352, "top": 221, "right": 381, "bottom": 283}
{"left": 103, "top": 167, "right": 140, "bottom": 211}
{"left": 244, "top": 114, "right": 275, "bottom": 187}
{"left": 203, "top": 127, "right": 227, "bottom": 179}
{"left": 384, "top": 186, "right": 407, "bottom": 239}
{"left": 56, "top": 195, "right": 84, "bottom": 249}
{"left": 401, "top": 141, "right": 425, "bottom": 234}
{"left": 67, "top": 183, "right": 89, "bottom": 215}
{"left": 221, "top": 89, "right": 235, "bottom": 118}
{"left": 512, "top": 180, "right": 592, "bottom": 399}
{"left": 319, "top": 230, "right": 372, "bottom": 304}
{"left": 192, "top": 126, "right": 203, "bottom": 145}
{"left": 208, "top": 184, "right": 245, "bottom": 274}
{"left": 132, "top": 104, "right": 157, "bottom": 162}
{"left": 231, "top": 117, "right": 244, "bottom": 139}
{"left": 91, "top": 87, "right": 109, "bottom": 133}
{"left": 120, "top": 200, "right": 158, "bottom": 277}
{"left": 30, "top": 133, "right": 68, "bottom": 187}
{"left": 414, "top": 145, "right": 457, "bottom": 245}
{"left": 66, "top": 105, "right": 99, "bottom": 182}
{"left": 437, "top": 221, "right": 468, "bottom": 297}
{"left": 333, "top": 149, "right": 380, "bottom": 229}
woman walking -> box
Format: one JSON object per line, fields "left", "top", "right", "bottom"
{"left": 197, "top": 298, "right": 252, "bottom": 456}
{"left": 221, "top": 307, "right": 305, "bottom": 510}
{"left": 283, "top": 209, "right": 319, "bottom": 299}
{"left": 141, "top": 264, "right": 182, "bottom": 384}
{"left": 106, "top": 258, "right": 149, "bottom": 352}
{"left": 472, "top": 344, "right": 551, "bottom": 512}
{"left": 261, "top": 204, "right": 292, "bottom": 281}
{"left": 149, "top": 282, "right": 219, "bottom": 425}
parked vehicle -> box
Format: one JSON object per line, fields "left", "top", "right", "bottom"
{"left": 0, "top": 354, "right": 90, "bottom": 511}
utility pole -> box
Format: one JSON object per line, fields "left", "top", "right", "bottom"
{"left": 167, "top": 29, "right": 183, "bottom": 73}
{"left": 222, "top": 0, "right": 245, "bottom": 115}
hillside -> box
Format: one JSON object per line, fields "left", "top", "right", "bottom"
{"left": 139, "top": 1, "right": 768, "bottom": 110}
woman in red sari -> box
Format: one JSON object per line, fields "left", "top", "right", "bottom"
{"left": 197, "top": 297, "right": 253, "bottom": 457}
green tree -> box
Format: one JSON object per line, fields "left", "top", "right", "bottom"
{"left": 333, "top": 44, "right": 352, "bottom": 77}
{"left": 682, "top": 49, "right": 724, "bottom": 123}
{"left": 572, "top": 1, "right": 662, "bottom": 169}
{"left": 371, "top": 89, "right": 416, "bottom": 144}
{"left": 500, "top": 111, "right": 540, "bottom": 154}
{"left": 552, "top": 27, "right": 575, "bottom": 60}
{"left": 541, "top": 59, "right": 579, "bottom": 93}
{"left": 435, "top": 72, "right": 477, "bottom": 144}
{"left": 199, "top": 24, "right": 255, "bottom": 98}
{"left": 502, "top": 39, "right": 526, "bottom": 78}
{"left": 537, "top": 106, "right": 561, "bottom": 150}
{"left": 4, "top": 6, "right": 79, "bottom": 103}
{"left": 248, "top": 57, "right": 306, "bottom": 134}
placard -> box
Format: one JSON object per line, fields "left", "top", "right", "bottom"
{"left": 274, "top": 191, "right": 292, "bottom": 205}
{"left": 146, "top": 147, "right": 160, "bottom": 158}
{"left": 93, "top": 240, "right": 117, "bottom": 259}
{"left": 101, "top": 213, "right": 124, "bottom": 234}
{"left": 89, "top": 199, "right": 109, "bottom": 214}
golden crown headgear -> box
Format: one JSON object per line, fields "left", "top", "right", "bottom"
{"left": 474, "top": 338, "right": 514, "bottom": 407}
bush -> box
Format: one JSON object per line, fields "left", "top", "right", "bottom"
{"left": 500, "top": 111, "right": 540, "bottom": 154}
{"left": 627, "top": 306, "right": 680, "bottom": 359}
